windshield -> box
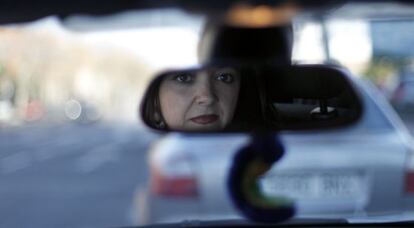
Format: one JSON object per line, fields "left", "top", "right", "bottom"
{"left": 1, "top": 2, "right": 414, "bottom": 227}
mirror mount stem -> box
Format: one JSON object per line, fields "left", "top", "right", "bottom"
{"left": 320, "top": 99, "right": 328, "bottom": 114}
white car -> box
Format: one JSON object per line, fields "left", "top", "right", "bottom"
{"left": 134, "top": 78, "right": 414, "bottom": 225}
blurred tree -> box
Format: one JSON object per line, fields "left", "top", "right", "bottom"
{"left": 363, "top": 55, "right": 405, "bottom": 88}
{"left": 0, "top": 26, "right": 154, "bottom": 123}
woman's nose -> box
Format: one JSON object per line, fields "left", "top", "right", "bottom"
{"left": 195, "top": 83, "right": 217, "bottom": 106}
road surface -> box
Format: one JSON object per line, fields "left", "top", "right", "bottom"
{"left": 0, "top": 122, "right": 159, "bottom": 227}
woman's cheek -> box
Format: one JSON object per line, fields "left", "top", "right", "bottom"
{"left": 225, "top": 83, "right": 240, "bottom": 119}
{"left": 224, "top": 84, "right": 240, "bottom": 104}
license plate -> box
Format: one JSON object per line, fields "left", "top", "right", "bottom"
{"left": 260, "top": 171, "right": 367, "bottom": 200}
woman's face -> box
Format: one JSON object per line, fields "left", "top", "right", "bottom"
{"left": 159, "top": 67, "right": 240, "bottom": 131}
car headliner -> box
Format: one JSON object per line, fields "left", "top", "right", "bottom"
{"left": 1, "top": 0, "right": 414, "bottom": 24}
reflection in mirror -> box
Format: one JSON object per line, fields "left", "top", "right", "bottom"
{"left": 141, "top": 65, "right": 363, "bottom": 132}
{"left": 142, "top": 67, "right": 243, "bottom": 131}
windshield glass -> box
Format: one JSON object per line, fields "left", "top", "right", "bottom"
{"left": 1, "top": 2, "right": 414, "bottom": 227}
{"left": 0, "top": 8, "right": 204, "bottom": 227}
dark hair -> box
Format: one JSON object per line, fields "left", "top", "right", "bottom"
{"left": 140, "top": 76, "right": 167, "bottom": 130}
{"left": 224, "top": 67, "right": 271, "bottom": 131}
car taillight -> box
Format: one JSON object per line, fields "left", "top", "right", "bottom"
{"left": 391, "top": 84, "right": 405, "bottom": 104}
{"left": 405, "top": 151, "right": 414, "bottom": 194}
{"left": 150, "top": 152, "right": 198, "bottom": 198}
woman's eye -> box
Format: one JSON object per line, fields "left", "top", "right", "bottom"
{"left": 173, "top": 73, "right": 194, "bottom": 83}
{"left": 215, "top": 73, "right": 234, "bottom": 83}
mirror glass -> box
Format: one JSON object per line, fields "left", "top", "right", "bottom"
{"left": 140, "top": 64, "right": 363, "bottom": 132}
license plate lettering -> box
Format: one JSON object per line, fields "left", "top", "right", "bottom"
{"left": 261, "top": 171, "right": 365, "bottom": 199}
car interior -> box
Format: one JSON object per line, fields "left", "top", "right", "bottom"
{"left": 263, "top": 65, "right": 363, "bottom": 130}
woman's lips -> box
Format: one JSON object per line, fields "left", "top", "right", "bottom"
{"left": 190, "top": 114, "right": 219, "bottom": 125}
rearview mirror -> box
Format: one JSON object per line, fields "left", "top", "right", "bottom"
{"left": 140, "top": 64, "right": 363, "bottom": 132}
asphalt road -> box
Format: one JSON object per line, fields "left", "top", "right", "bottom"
{"left": 0, "top": 122, "right": 159, "bottom": 228}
